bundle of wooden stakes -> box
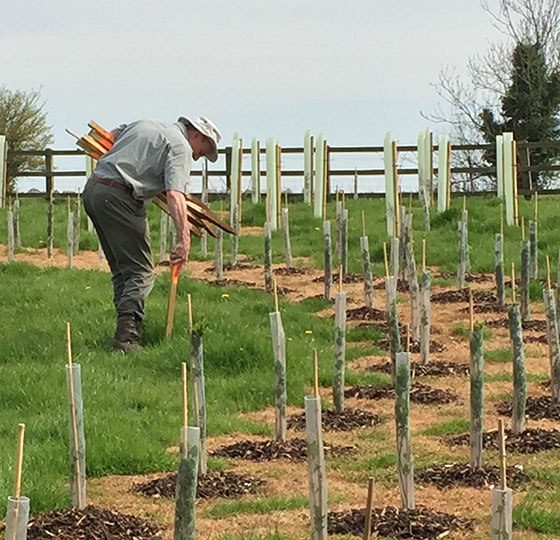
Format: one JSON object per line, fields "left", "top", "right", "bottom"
{"left": 66, "top": 121, "right": 236, "bottom": 239}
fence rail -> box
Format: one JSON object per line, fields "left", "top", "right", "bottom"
{"left": 4, "top": 139, "right": 560, "bottom": 200}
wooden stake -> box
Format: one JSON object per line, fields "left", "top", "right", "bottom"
{"left": 469, "top": 289, "right": 474, "bottom": 331}
{"left": 463, "top": 194, "right": 466, "bottom": 212}
{"left": 13, "top": 423, "right": 25, "bottom": 500}
{"left": 535, "top": 192, "right": 539, "bottom": 223}
{"left": 274, "top": 278, "right": 279, "bottom": 313}
{"left": 498, "top": 419, "right": 507, "bottom": 490}
{"left": 408, "top": 192, "right": 413, "bottom": 213}
{"left": 363, "top": 478, "right": 374, "bottom": 540}
{"left": 338, "top": 266, "right": 343, "bottom": 293}
{"left": 313, "top": 349, "right": 320, "bottom": 398}
{"left": 547, "top": 255, "right": 552, "bottom": 291}
{"left": 187, "top": 294, "right": 193, "bottom": 335}
{"left": 422, "top": 239, "right": 426, "bottom": 272}
{"left": 500, "top": 203, "right": 504, "bottom": 237}
{"left": 512, "top": 263, "right": 517, "bottom": 304}
{"left": 383, "top": 242, "right": 390, "bottom": 278}
{"left": 406, "top": 323, "right": 411, "bottom": 353}
{"left": 165, "top": 264, "right": 180, "bottom": 338}
{"left": 65, "top": 322, "right": 83, "bottom": 509}
{"left": 521, "top": 216, "right": 526, "bottom": 242}
{"left": 181, "top": 362, "right": 188, "bottom": 429}
{"left": 362, "top": 211, "right": 366, "bottom": 238}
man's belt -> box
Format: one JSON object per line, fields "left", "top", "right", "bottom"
{"left": 92, "top": 175, "right": 133, "bottom": 195}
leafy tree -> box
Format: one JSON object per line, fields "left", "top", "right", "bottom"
{"left": 0, "top": 86, "right": 54, "bottom": 193}
{"left": 480, "top": 42, "right": 560, "bottom": 189}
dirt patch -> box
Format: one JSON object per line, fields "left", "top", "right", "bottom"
{"left": 131, "top": 470, "right": 266, "bottom": 500}
{"left": 368, "top": 361, "right": 469, "bottom": 378}
{"left": 24, "top": 506, "right": 160, "bottom": 539}
{"left": 328, "top": 506, "right": 473, "bottom": 539}
{"left": 496, "top": 396, "right": 560, "bottom": 420}
{"left": 210, "top": 439, "right": 355, "bottom": 463}
{"left": 286, "top": 408, "right": 383, "bottom": 431}
{"left": 344, "top": 383, "right": 459, "bottom": 405}
{"left": 448, "top": 427, "right": 560, "bottom": 454}
{"left": 416, "top": 463, "right": 529, "bottom": 489}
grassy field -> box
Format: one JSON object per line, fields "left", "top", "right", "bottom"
{"left": 1, "top": 193, "right": 560, "bottom": 538}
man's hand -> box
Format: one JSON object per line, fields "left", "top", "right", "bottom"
{"left": 166, "top": 190, "right": 191, "bottom": 272}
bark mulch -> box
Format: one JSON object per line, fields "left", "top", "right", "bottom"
{"left": 368, "top": 361, "right": 469, "bottom": 378}
{"left": 209, "top": 279, "right": 256, "bottom": 288}
{"left": 459, "top": 303, "right": 506, "bottom": 314}
{"left": 131, "top": 469, "right": 266, "bottom": 499}
{"left": 416, "top": 463, "right": 529, "bottom": 489}
{"left": 23, "top": 506, "right": 160, "bottom": 540}
{"left": 204, "top": 262, "right": 256, "bottom": 273}
{"left": 436, "top": 272, "right": 494, "bottom": 283}
{"left": 327, "top": 506, "right": 473, "bottom": 539}
{"left": 312, "top": 272, "right": 363, "bottom": 284}
{"left": 496, "top": 396, "right": 560, "bottom": 420}
{"left": 431, "top": 289, "right": 497, "bottom": 304}
{"left": 373, "top": 278, "right": 409, "bottom": 292}
{"left": 485, "top": 318, "right": 548, "bottom": 332}
{"left": 273, "top": 266, "right": 310, "bottom": 276}
{"left": 345, "top": 383, "right": 458, "bottom": 405}
{"left": 210, "top": 439, "right": 355, "bottom": 463}
{"left": 524, "top": 334, "right": 548, "bottom": 344}
{"left": 286, "top": 407, "right": 383, "bottom": 431}
{"left": 376, "top": 338, "right": 446, "bottom": 354}
{"left": 346, "top": 306, "right": 387, "bottom": 322}
{"left": 448, "top": 427, "right": 560, "bottom": 454}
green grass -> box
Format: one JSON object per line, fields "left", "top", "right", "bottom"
{"left": 486, "top": 347, "right": 512, "bottom": 363}
{"left": 0, "top": 262, "right": 339, "bottom": 517}
{"left": 204, "top": 496, "right": 309, "bottom": 519}
{"left": 420, "top": 418, "right": 470, "bottom": 436}
{"left": 514, "top": 489, "right": 560, "bottom": 534}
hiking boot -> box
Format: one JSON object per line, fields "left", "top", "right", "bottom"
{"left": 112, "top": 314, "right": 143, "bottom": 352}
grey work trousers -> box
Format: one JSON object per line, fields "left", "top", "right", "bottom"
{"left": 83, "top": 177, "right": 155, "bottom": 322}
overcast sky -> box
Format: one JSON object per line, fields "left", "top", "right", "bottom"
{"left": 1, "top": 0, "right": 506, "bottom": 152}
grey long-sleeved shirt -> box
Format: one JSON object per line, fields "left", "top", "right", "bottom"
{"left": 93, "top": 120, "right": 193, "bottom": 200}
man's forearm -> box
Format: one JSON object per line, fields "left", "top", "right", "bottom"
{"left": 166, "top": 190, "right": 190, "bottom": 242}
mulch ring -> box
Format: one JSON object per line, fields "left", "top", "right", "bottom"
{"left": 448, "top": 427, "right": 560, "bottom": 454}
{"left": 459, "top": 303, "right": 506, "bottom": 313}
{"left": 346, "top": 306, "right": 387, "bottom": 322}
{"left": 131, "top": 469, "right": 266, "bottom": 499}
{"left": 204, "top": 262, "right": 256, "bottom": 273}
{"left": 368, "top": 361, "right": 469, "bottom": 378}
{"left": 496, "top": 396, "right": 560, "bottom": 420}
{"left": 273, "top": 266, "right": 310, "bottom": 276}
{"left": 23, "top": 506, "right": 160, "bottom": 540}
{"left": 327, "top": 506, "right": 473, "bottom": 539}
{"left": 210, "top": 438, "right": 355, "bottom": 463}
{"left": 436, "top": 272, "right": 494, "bottom": 283}
{"left": 373, "top": 278, "right": 409, "bottom": 292}
{"left": 286, "top": 407, "right": 383, "bottom": 431}
{"left": 485, "top": 318, "right": 548, "bottom": 331}
{"left": 345, "top": 383, "right": 458, "bottom": 405}
{"left": 208, "top": 278, "right": 256, "bottom": 288}
{"left": 431, "top": 289, "right": 497, "bottom": 304}
{"left": 416, "top": 463, "right": 529, "bottom": 489}
{"left": 524, "top": 334, "right": 548, "bottom": 344}
{"left": 376, "top": 338, "right": 446, "bottom": 354}
{"left": 312, "top": 272, "right": 363, "bottom": 284}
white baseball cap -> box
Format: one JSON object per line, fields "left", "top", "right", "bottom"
{"left": 178, "top": 116, "right": 222, "bottom": 162}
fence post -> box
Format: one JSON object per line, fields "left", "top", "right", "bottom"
{"left": 0, "top": 135, "right": 6, "bottom": 208}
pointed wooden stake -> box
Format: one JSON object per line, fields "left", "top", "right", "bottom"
{"left": 535, "top": 192, "right": 539, "bottom": 223}
{"left": 13, "top": 423, "right": 25, "bottom": 500}
{"left": 406, "top": 323, "right": 411, "bottom": 353}
{"left": 500, "top": 203, "right": 504, "bottom": 237}
{"left": 469, "top": 289, "right": 474, "bottom": 331}
{"left": 521, "top": 217, "right": 526, "bottom": 242}
{"left": 383, "top": 242, "right": 389, "bottom": 278}
{"left": 463, "top": 195, "right": 467, "bottom": 212}
{"left": 362, "top": 211, "right": 366, "bottom": 238}
{"left": 512, "top": 263, "right": 517, "bottom": 304}
{"left": 363, "top": 478, "right": 374, "bottom": 540}
{"left": 313, "top": 349, "right": 320, "bottom": 399}
{"left": 422, "top": 239, "right": 426, "bottom": 272}
{"left": 182, "top": 362, "right": 188, "bottom": 429}
{"left": 338, "top": 266, "right": 343, "bottom": 293}
{"left": 274, "top": 278, "right": 279, "bottom": 313}
{"left": 547, "top": 255, "right": 552, "bottom": 291}
{"left": 498, "top": 419, "right": 507, "bottom": 490}
{"left": 187, "top": 294, "right": 193, "bottom": 335}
